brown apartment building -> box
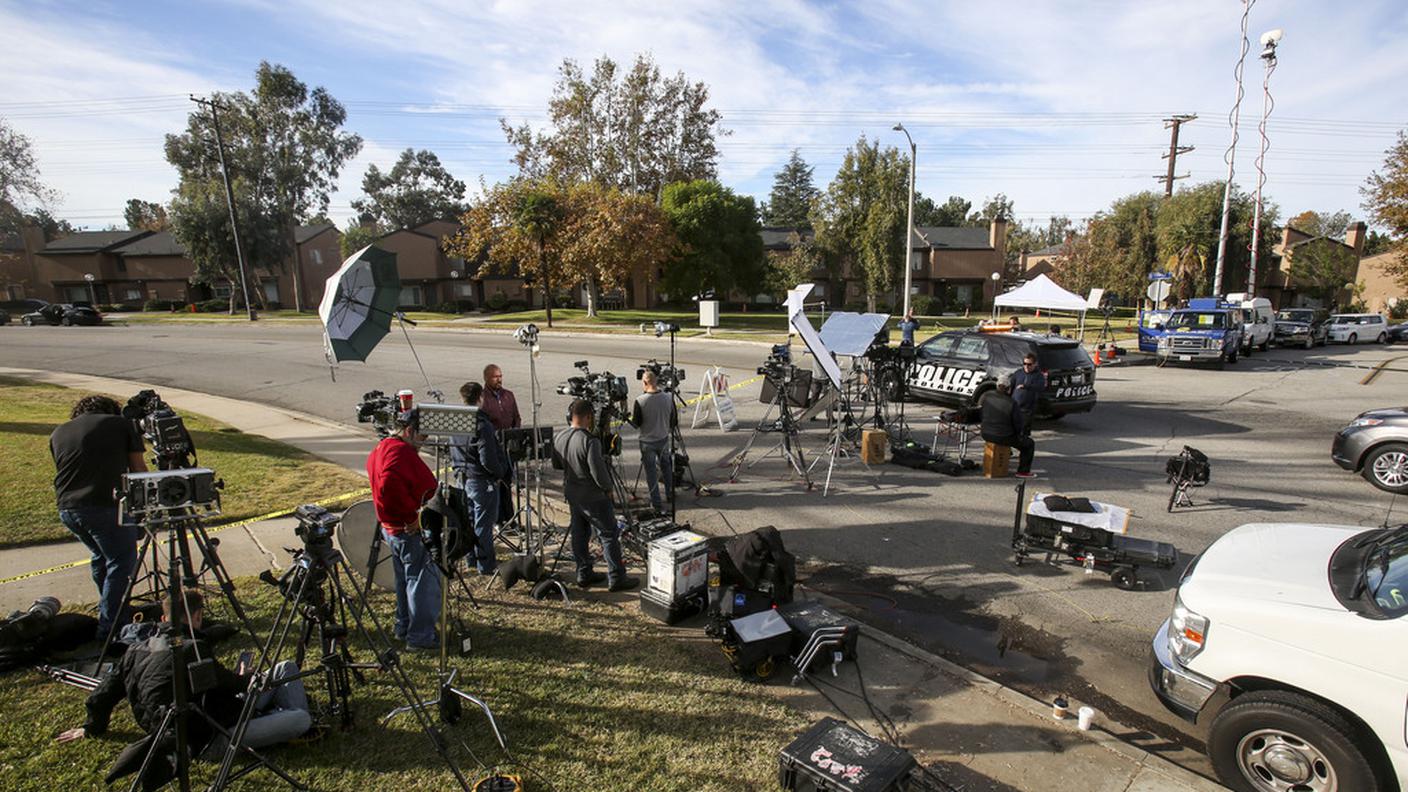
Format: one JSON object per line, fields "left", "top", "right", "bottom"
{"left": 1263, "top": 222, "right": 1367, "bottom": 309}
{"left": 9, "top": 223, "right": 341, "bottom": 308}
{"left": 761, "top": 217, "right": 1008, "bottom": 310}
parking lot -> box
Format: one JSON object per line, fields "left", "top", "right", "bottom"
{"left": 3, "top": 322, "right": 1405, "bottom": 778}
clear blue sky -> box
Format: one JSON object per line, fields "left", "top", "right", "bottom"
{"left": 3, "top": 0, "right": 1406, "bottom": 233}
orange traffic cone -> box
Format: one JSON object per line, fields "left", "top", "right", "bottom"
{"left": 1092, "top": 345, "right": 1102, "bottom": 366}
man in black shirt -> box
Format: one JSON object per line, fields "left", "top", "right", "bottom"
{"left": 452, "top": 381, "right": 511, "bottom": 575}
{"left": 551, "top": 400, "right": 637, "bottom": 592}
{"left": 980, "top": 383, "right": 1035, "bottom": 477}
{"left": 50, "top": 395, "right": 147, "bottom": 639}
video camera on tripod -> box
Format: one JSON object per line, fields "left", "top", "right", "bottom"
{"left": 356, "top": 389, "right": 415, "bottom": 437}
{"left": 123, "top": 389, "right": 196, "bottom": 469}
{"left": 636, "top": 359, "right": 685, "bottom": 392}
{"left": 756, "top": 344, "right": 796, "bottom": 381}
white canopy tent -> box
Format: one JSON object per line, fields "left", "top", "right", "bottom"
{"left": 992, "top": 274, "right": 1090, "bottom": 336}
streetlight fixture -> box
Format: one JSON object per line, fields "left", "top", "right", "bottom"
{"left": 1247, "top": 28, "right": 1282, "bottom": 296}
{"left": 893, "top": 123, "right": 917, "bottom": 317}
{"left": 83, "top": 273, "right": 96, "bottom": 307}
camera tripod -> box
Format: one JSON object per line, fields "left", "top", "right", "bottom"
{"left": 729, "top": 369, "right": 813, "bottom": 489}
{"left": 212, "top": 521, "right": 480, "bottom": 792}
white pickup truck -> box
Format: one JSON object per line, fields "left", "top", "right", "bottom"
{"left": 1149, "top": 522, "right": 1407, "bottom": 792}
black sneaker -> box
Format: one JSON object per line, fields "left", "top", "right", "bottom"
{"left": 576, "top": 571, "right": 607, "bottom": 589}
{"left": 607, "top": 576, "right": 640, "bottom": 593}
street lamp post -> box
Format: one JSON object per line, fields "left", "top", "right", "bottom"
{"left": 893, "top": 123, "right": 917, "bottom": 318}
{"left": 83, "top": 273, "right": 96, "bottom": 307}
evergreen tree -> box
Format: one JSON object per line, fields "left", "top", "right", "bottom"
{"left": 762, "top": 150, "right": 819, "bottom": 228}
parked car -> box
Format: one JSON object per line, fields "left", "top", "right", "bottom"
{"left": 1332, "top": 407, "right": 1408, "bottom": 495}
{"left": 1326, "top": 313, "right": 1388, "bottom": 344}
{"left": 20, "top": 303, "right": 102, "bottom": 326}
{"left": 1226, "top": 293, "right": 1274, "bottom": 353}
{"left": 1388, "top": 322, "right": 1408, "bottom": 344}
{"left": 0, "top": 307, "right": 9, "bottom": 326}
{"left": 0, "top": 298, "right": 48, "bottom": 315}
{"left": 1155, "top": 299, "right": 1243, "bottom": 367}
{"left": 1272, "top": 308, "right": 1328, "bottom": 349}
{"left": 905, "top": 329, "right": 1097, "bottom": 417}
{"left": 1149, "top": 521, "right": 1408, "bottom": 792}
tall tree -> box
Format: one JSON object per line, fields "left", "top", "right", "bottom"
{"left": 761, "top": 150, "right": 819, "bottom": 228}
{"left": 914, "top": 195, "right": 971, "bottom": 227}
{"left": 501, "top": 53, "right": 727, "bottom": 198}
{"left": 445, "top": 180, "right": 567, "bottom": 327}
{"left": 1291, "top": 238, "right": 1359, "bottom": 305}
{"left": 124, "top": 199, "right": 169, "bottom": 232}
{"left": 1043, "top": 215, "right": 1073, "bottom": 247}
{"left": 351, "top": 148, "right": 466, "bottom": 229}
{"left": 340, "top": 216, "right": 381, "bottom": 258}
{"left": 965, "top": 194, "right": 1014, "bottom": 227}
{"left": 165, "top": 62, "right": 361, "bottom": 311}
{"left": 1155, "top": 181, "right": 1275, "bottom": 295}
{"left": 1361, "top": 131, "right": 1408, "bottom": 289}
{"left": 559, "top": 183, "right": 675, "bottom": 317}
{"left": 763, "top": 231, "right": 821, "bottom": 300}
{"left": 812, "top": 136, "right": 908, "bottom": 311}
{"left": 0, "top": 117, "right": 57, "bottom": 233}
{"left": 1288, "top": 209, "right": 1353, "bottom": 239}
{"left": 659, "top": 180, "right": 765, "bottom": 302}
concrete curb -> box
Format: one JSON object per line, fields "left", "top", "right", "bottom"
{"left": 798, "top": 587, "right": 1226, "bottom": 791}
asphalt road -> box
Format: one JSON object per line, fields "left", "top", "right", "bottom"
{"left": 4, "top": 320, "right": 1407, "bottom": 779}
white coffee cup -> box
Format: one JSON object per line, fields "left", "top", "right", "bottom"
{"left": 1077, "top": 706, "right": 1096, "bottom": 731}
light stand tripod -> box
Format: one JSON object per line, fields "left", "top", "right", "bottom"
{"left": 212, "top": 506, "right": 478, "bottom": 792}
{"left": 729, "top": 367, "right": 813, "bottom": 489}
{"left": 808, "top": 367, "right": 867, "bottom": 496}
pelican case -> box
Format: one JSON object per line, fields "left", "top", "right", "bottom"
{"left": 778, "top": 600, "right": 860, "bottom": 663}
{"left": 778, "top": 717, "right": 916, "bottom": 791}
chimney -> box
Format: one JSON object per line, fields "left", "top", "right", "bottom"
{"left": 1019, "top": 250, "right": 1029, "bottom": 273}
{"left": 989, "top": 216, "right": 1008, "bottom": 263}
{"left": 1345, "top": 221, "right": 1366, "bottom": 256}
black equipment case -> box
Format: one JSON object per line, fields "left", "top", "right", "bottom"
{"left": 779, "top": 600, "right": 860, "bottom": 664}
{"left": 778, "top": 717, "right": 915, "bottom": 791}
{"left": 721, "top": 609, "right": 794, "bottom": 682}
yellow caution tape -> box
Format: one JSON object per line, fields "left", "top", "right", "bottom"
{"left": 683, "top": 374, "right": 763, "bottom": 406}
{"left": 0, "top": 487, "right": 372, "bottom": 587}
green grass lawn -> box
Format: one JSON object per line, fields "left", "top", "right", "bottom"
{"left": 0, "top": 377, "right": 368, "bottom": 549}
{"left": 0, "top": 577, "right": 807, "bottom": 791}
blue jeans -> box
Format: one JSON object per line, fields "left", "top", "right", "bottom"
{"left": 638, "top": 439, "right": 673, "bottom": 513}
{"left": 201, "top": 660, "right": 311, "bottom": 758}
{"left": 58, "top": 506, "right": 137, "bottom": 638}
{"left": 384, "top": 528, "right": 441, "bottom": 648}
{"left": 462, "top": 478, "right": 500, "bottom": 574}
{"left": 568, "top": 498, "right": 626, "bottom": 584}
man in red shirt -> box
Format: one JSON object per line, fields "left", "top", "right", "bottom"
{"left": 366, "top": 409, "right": 441, "bottom": 650}
{"left": 479, "top": 364, "right": 521, "bottom": 431}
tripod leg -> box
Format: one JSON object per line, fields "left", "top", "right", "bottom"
{"left": 127, "top": 705, "right": 178, "bottom": 792}
{"left": 189, "top": 520, "right": 256, "bottom": 639}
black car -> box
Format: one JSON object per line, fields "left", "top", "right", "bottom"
{"left": 905, "top": 330, "right": 1097, "bottom": 417}
{"left": 0, "top": 298, "right": 48, "bottom": 315}
{"left": 1388, "top": 322, "right": 1408, "bottom": 344}
{"left": 1273, "top": 308, "right": 1328, "bottom": 349}
{"left": 20, "top": 303, "right": 102, "bottom": 326}
{"left": 0, "top": 308, "right": 9, "bottom": 326}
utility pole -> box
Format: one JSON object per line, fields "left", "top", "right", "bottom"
{"left": 1157, "top": 114, "right": 1196, "bottom": 196}
{"left": 190, "top": 95, "right": 256, "bottom": 321}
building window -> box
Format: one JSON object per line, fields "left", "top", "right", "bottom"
{"left": 310, "top": 249, "right": 323, "bottom": 266}
{"left": 262, "top": 282, "right": 280, "bottom": 304}
{"left": 64, "top": 286, "right": 89, "bottom": 303}
{"left": 213, "top": 283, "right": 233, "bottom": 299}
{"left": 455, "top": 283, "right": 475, "bottom": 298}
{"left": 124, "top": 288, "right": 143, "bottom": 302}
{"left": 399, "top": 286, "right": 423, "bottom": 307}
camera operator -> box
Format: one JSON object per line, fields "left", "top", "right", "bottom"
{"left": 452, "top": 382, "right": 510, "bottom": 576}
{"left": 56, "top": 592, "right": 310, "bottom": 780}
{"left": 981, "top": 382, "right": 1035, "bottom": 478}
{"left": 49, "top": 395, "right": 148, "bottom": 641}
{"left": 366, "top": 409, "right": 441, "bottom": 650}
{"left": 551, "top": 400, "right": 638, "bottom": 592}
{"left": 631, "top": 370, "right": 677, "bottom": 515}
{"left": 480, "top": 364, "right": 521, "bottom": 431}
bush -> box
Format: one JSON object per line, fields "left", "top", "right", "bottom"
{"left": 197, "top": 299, "right": 228, "bottom": 313}
{"left": 505, "top": 298, "right": 528, "bottom": 311}
{"left": 432, "top": 302, "right": 460, "bottom": 314}
{"left": 485, "top": 292, "right": 508, "bottom": 311}
{"left": 554, "top": 293, "right": 576, "bottom": 309}
{"left": 1389, "top": 300, "right": 1407, "bottom": 321}
{"left": 143, "top": 299, "right": 179, "bottom": 312}
{"left": 908, "top": 295, "right": 935, "bottom": 316}
{"left": 397, "top": 304, "right": 426, "bottom": 312}
{"left": 97, "top": 304, "right": 123, "bottom": 314}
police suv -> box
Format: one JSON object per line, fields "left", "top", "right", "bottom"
{"left": 905, "top": 330, "right": 1097, "bottom": 417}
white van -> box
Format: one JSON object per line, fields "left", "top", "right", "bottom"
{"left": 1150, "top": 522, "right": 1408, "bottom": 791}
{"left": 1226, "top": 293, "right": 1274, "bottom": 352}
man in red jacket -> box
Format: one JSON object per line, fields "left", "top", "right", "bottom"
{"left": 366, "top": 409, "right": 441, "bottom": 650}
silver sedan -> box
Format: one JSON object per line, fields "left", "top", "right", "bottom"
{"left": 1333, "top": 407, "right": 1408, "bottom": 494}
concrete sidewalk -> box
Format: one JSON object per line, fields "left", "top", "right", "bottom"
{"left": 0, "top": 368, "right": 1223, "bottom": 791}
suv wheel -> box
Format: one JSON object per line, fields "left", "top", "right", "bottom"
{"left": 1348, "top": 332, "right": 1358, "bottom": 344}
{"left": 1376, "top": 332, "right": 1387, "bottom": 344}
{"left": 1363, "top": 442, "right": 1408, "bottom": 495}
{"left": 1209, "top": 690, "right": 1386, "bottom": 792}
{"left": 1227, "top": 345, "right": 1239, "bottom": 364}
{"left": 1303, "top": 336, "right": 1314, "bottom": 350}
{"left": 21, "top": 316, "right": 33, "bottom": 326}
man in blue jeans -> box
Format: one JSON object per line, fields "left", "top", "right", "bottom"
{"left": 631, "top": 370, "right": 676, "bottom": 515}
{"left": 366, "top": 409, "right": 441, "bottom": 650}
{"left": 452, "top": 381, "right": 511, "bottom": 575}
{"left": 551, "top": 400, "right": 638, "bottom": 592}
{"left": 50, "top": 395, "right": 147, "bottom": 640}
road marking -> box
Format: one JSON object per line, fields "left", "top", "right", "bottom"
{"left": 0, "top": 488, "right": 371, "bottom": 587}
{"left": 1361, "top": 355, "right": 1408, "bottom": 386}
